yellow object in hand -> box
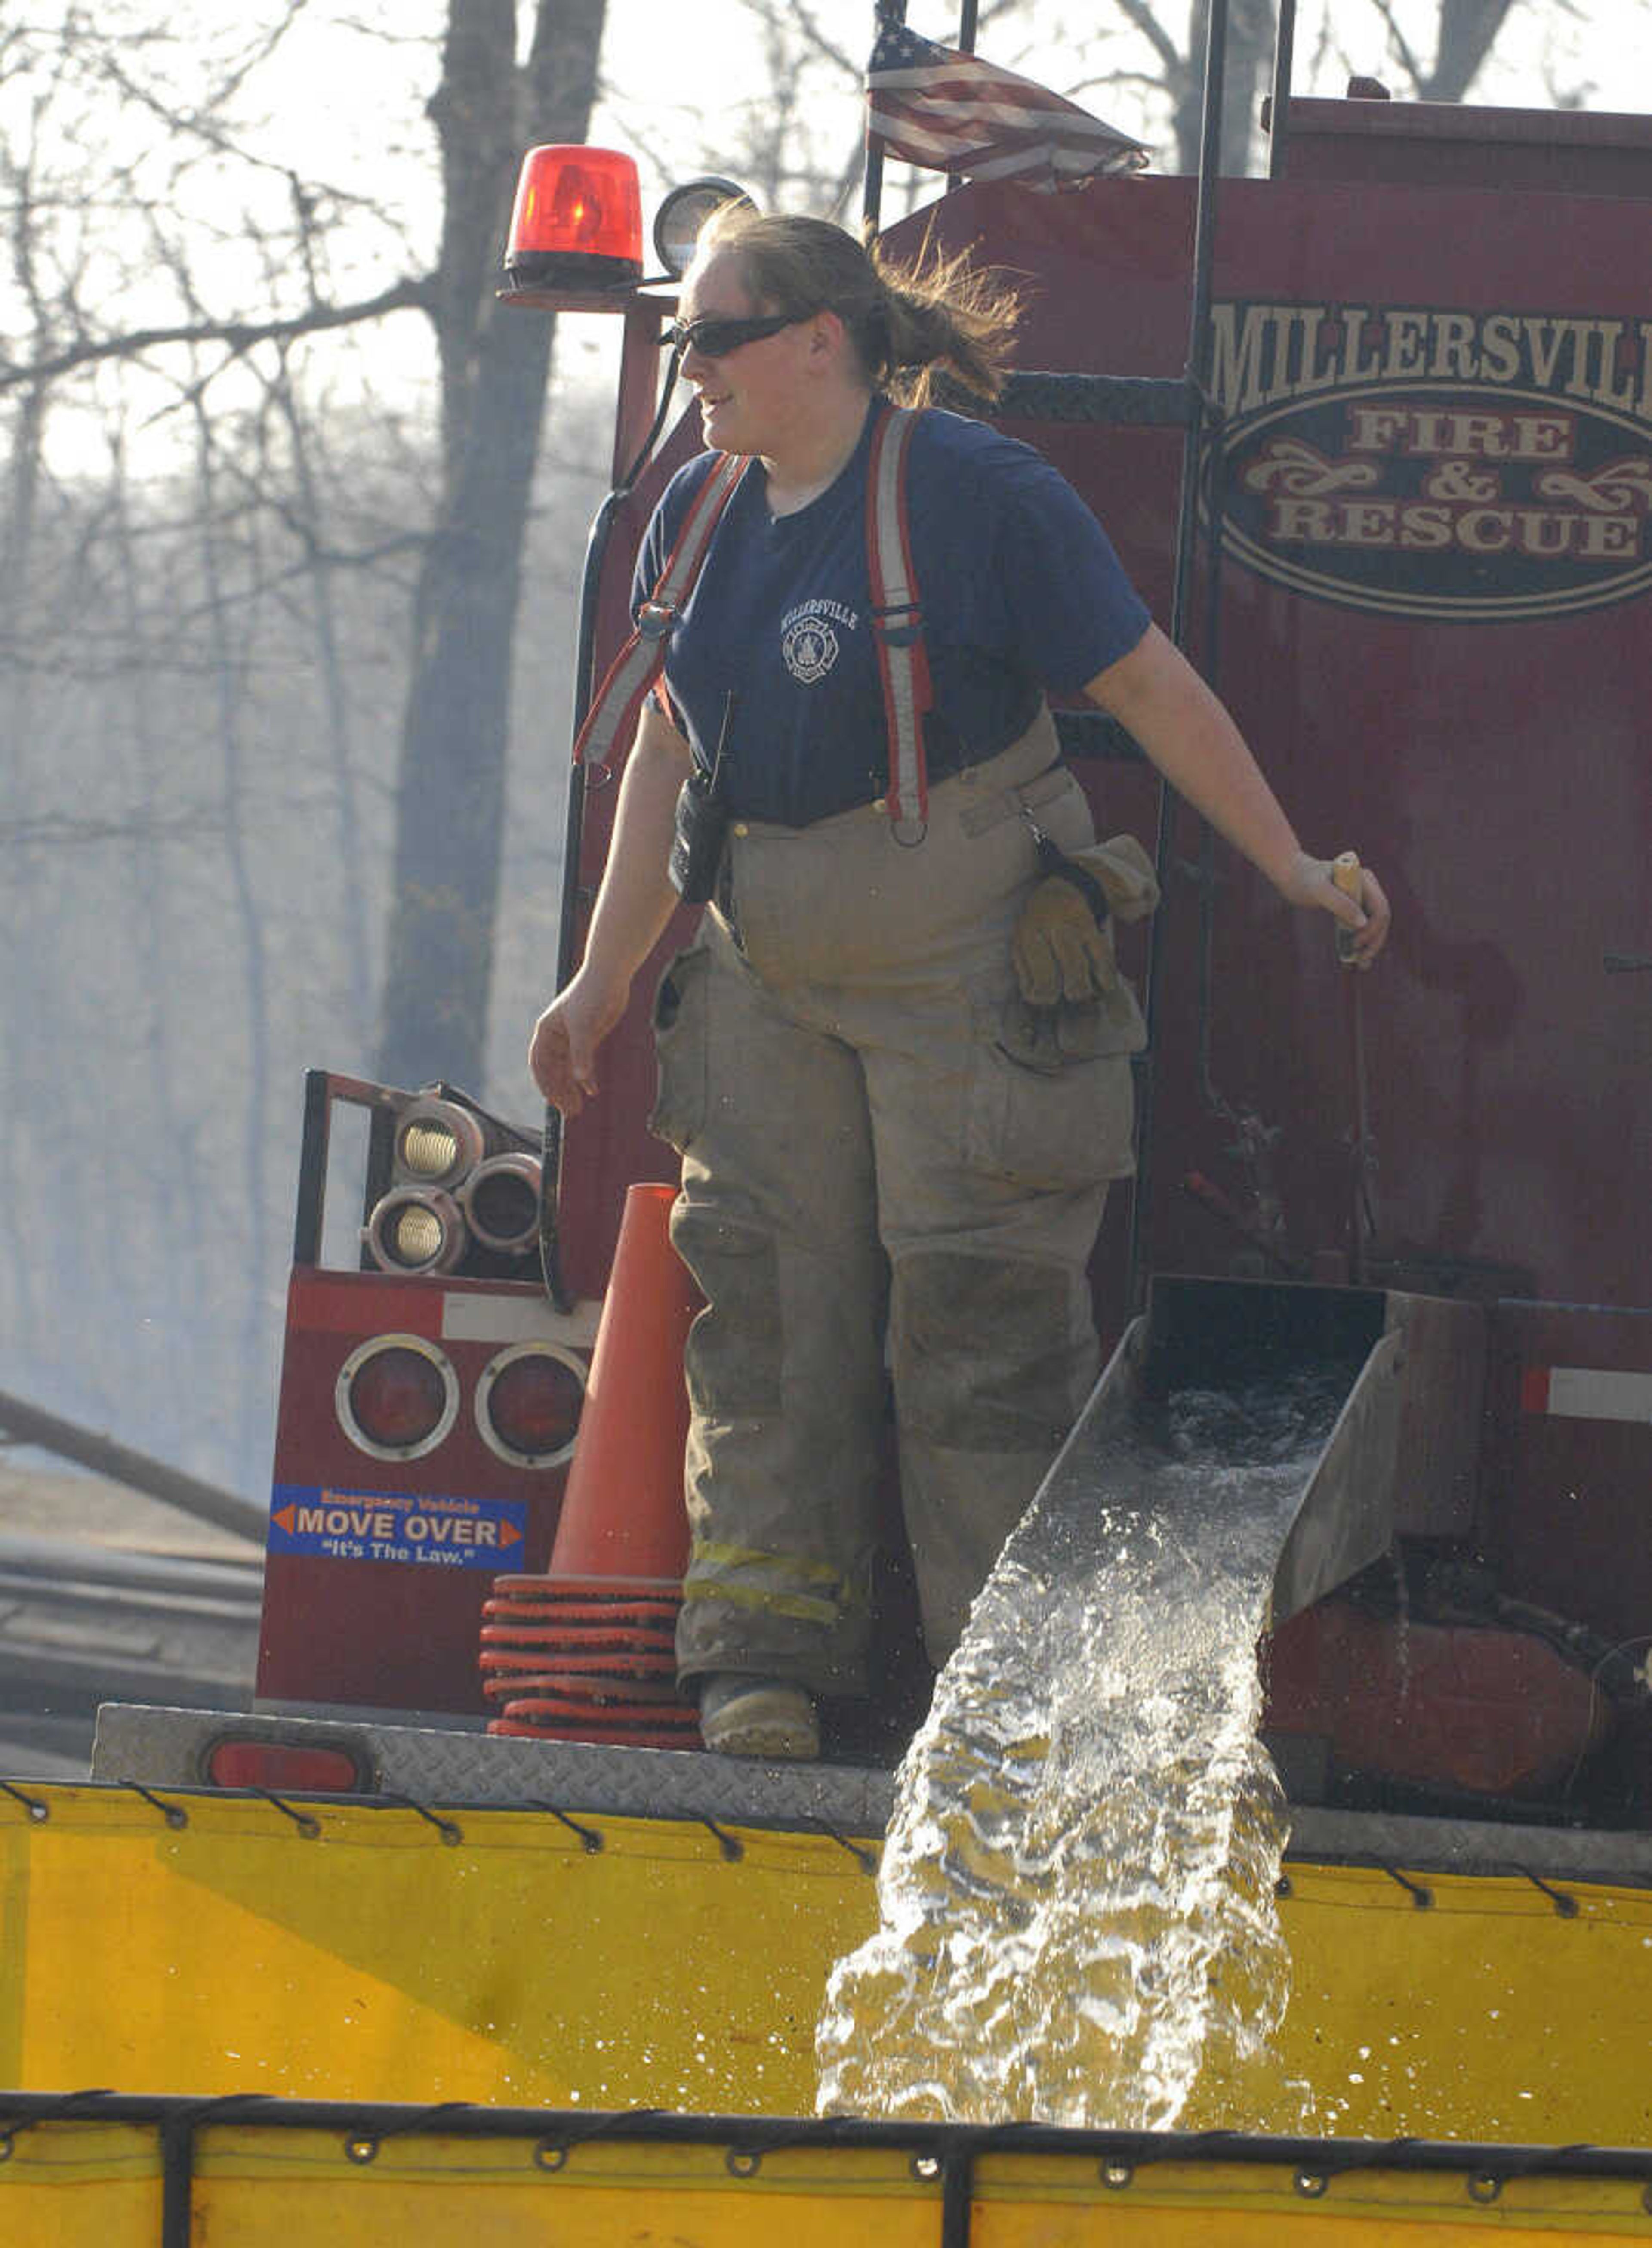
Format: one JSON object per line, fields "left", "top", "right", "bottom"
{"left": 1331, "top": 850, "right": 1363, "bottom": 965}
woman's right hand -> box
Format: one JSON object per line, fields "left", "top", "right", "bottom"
{"left": 527, "top": 967, "right": 632, "bottom": 1115}
{"left": 527, "top": 703, "right": 695, "bottom": 1114}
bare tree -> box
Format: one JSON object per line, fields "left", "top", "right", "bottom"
{"left": 1360, "top": 0, "right": 1521, "bottom": 100}
{"left": 376, "top": 0, "right": 608, "bottom": 1091}
{"left": 0, "top": 3, "right": 543, "bottom": 1486}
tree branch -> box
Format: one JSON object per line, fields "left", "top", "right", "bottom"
{"left": 81, "top": 17, "right": 379, "bottom": 219}
{"left": 0, "top": 806, "right": 225, "bottom": 847}
{"left": 1366, "top": 0, "right": 1428, "bottom": 94}
{"left": 0, "top": 275, "right": 432, "bottom": 392}
{"left": 734, "top": 0, "right": 860, "bottom": 81}
{"left": 1106, "top": 0, "right": 1187, "bottom": 87}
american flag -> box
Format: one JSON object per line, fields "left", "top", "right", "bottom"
{"left": 866, "top": 17, "right": 1150, "bottom": 191}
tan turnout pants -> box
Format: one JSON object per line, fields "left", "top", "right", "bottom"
{"left": 648, "top": 709, "right": 1143, "bottom": 1695}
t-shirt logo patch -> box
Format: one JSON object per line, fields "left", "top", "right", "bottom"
{"left": 782, "top": 611, "right": 840, "bottom": 684}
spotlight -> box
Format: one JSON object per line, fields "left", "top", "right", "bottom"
{"left": 653, "top": 176, "right": 755, "bottom": 280}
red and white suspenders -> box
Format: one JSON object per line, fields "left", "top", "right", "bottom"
{"left": 571, "top": 448, "right": 749, "bottom": 779}
{"left": 864, "top": 403, "right": 934, "bottom": 841}
{"left": 572, "top": 404, "right": 934, "bottom": 840}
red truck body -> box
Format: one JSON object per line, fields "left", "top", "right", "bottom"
{"left": 256, "top": 98, "right": 1652, "bottom": 1811}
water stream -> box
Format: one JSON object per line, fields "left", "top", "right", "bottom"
{"left": 816, "top": 1372, "right": 1350, "bottom": 2129}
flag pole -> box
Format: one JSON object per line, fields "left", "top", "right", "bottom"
{"left": 1267, "top": 0, "right": 1300, "bottom": 178}
{"left": 1169, "top": 0, "right": 1227, "bottom": 648}
{"left": 946, "top": 1, "right": 978, "bottom": 195}
{"left": 957, "top": 0, "right": 978, "bottom": 52}
{"left": 862, "top": 2, "right": 909, "bottom": 233}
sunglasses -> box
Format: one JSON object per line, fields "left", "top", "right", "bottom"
{"left": 660, "top": 311, "right": 804, "bottom": 359}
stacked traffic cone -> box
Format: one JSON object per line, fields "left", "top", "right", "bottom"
{"left": 484, "top": 1182, "right": 700, "bottom": 1748}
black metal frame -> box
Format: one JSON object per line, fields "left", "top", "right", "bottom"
{"left": 1129, "top": 0, "right": 1242, "bottom": 1307}
{"left": 294, "top": 1068, "right": 538, "bottom": 1275}
{"left": 292, "top": 1068, "right": 404, "bottom": 1269}
{"left": 1, "top": 2087, "right": 1649, "bottom": 2248}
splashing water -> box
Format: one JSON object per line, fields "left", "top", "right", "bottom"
{"left": 816, "top": 1374, "right": 1349, "bottom": 2130}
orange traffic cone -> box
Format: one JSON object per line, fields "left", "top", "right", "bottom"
{"left": 482, "top": 1181, "right": 702, "bottom": 1751}
{"left": 549, "top": 1180, "right": 698, "bottom": 1583}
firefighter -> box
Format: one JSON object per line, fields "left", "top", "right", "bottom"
{"left": 529, "top": 208, "right": 1389, "bottom": 1760}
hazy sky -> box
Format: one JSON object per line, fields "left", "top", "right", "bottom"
{"left": 15, "top": 0, "right": 1652, "bottom": 475}
{"left": 596, "top": 0, "right": 1652, "bottom": 175}
{"left": 257, "top": 0, "right": 1652, "bottom": 238}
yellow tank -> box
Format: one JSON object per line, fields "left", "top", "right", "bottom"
{"left": 3, "top": 1784, "right": 1652, "bottom": 2242}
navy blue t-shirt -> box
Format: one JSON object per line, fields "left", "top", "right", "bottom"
{"left": 633, "top": 402, "right": 1151, "bottom": 828}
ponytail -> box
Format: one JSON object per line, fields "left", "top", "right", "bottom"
{"left": 698, "top": 205, "right": 1023, "bottom": 406}
{"left": 865, "top": 228, "right": 1022, "bottom": 406}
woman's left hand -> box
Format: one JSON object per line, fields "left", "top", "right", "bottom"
{"left": 1276, "top": 852, "right": 1391, "bottom": 968}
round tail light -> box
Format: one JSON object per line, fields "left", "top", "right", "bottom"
{"left": 337, "top": 1335, "right": 459, "bottom": 1460}
{"left": 363, "top": 1186, "right": 468, "bottom": 1275}
{"left": 459, "top": 1153, "right": 542, "bottom": 1254}
{"left": 476, "top": 1343, "right": 586, "bottom": 1469}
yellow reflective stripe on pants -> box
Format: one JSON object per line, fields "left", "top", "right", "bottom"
{"left": 684, "top": 1537, "right": 861, "bottom": 1628}
{"left": 681, "top": 1579, "right": 843, "bottom": 1627}
{"left": 691, "top": 1538, "right": 846, "bottom": 1589}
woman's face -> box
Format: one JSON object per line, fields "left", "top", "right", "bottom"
{"left": 678, "top": 246, "right": 816, "bottom": 458}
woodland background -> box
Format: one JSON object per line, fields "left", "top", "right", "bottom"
{"left": 0, "top": 0, "right": 1618, "bottom": 1500}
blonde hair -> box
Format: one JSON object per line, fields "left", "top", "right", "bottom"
{"left": 697, "top": 206, "right": 1023, "bottom": 407}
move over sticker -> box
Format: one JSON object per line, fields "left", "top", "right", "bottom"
{"left": 268, "top": 1485, "right": 527, "bottom": 1569}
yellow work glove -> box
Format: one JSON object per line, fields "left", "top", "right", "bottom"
{"left": 1003, "top": 835, "right": 1156, "bottom": 1072}
{"left": 1011, "top": 875, "right": 1116, "bottom": 1006}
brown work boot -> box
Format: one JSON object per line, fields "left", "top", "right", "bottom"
{"left": 699, "top": 1673, "right": 820, "bottom": 1760}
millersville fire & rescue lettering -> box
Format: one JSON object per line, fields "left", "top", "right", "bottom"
{"left": 1212, "top": 301, "right": 1652, "bottom": 618}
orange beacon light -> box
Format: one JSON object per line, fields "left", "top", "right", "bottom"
{"left": 505, "top": 145, "right": 644, "bottom": 292}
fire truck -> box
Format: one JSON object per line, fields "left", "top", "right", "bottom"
{"left": 6, "top": 3, "right": 1652, "bottom": 2239}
